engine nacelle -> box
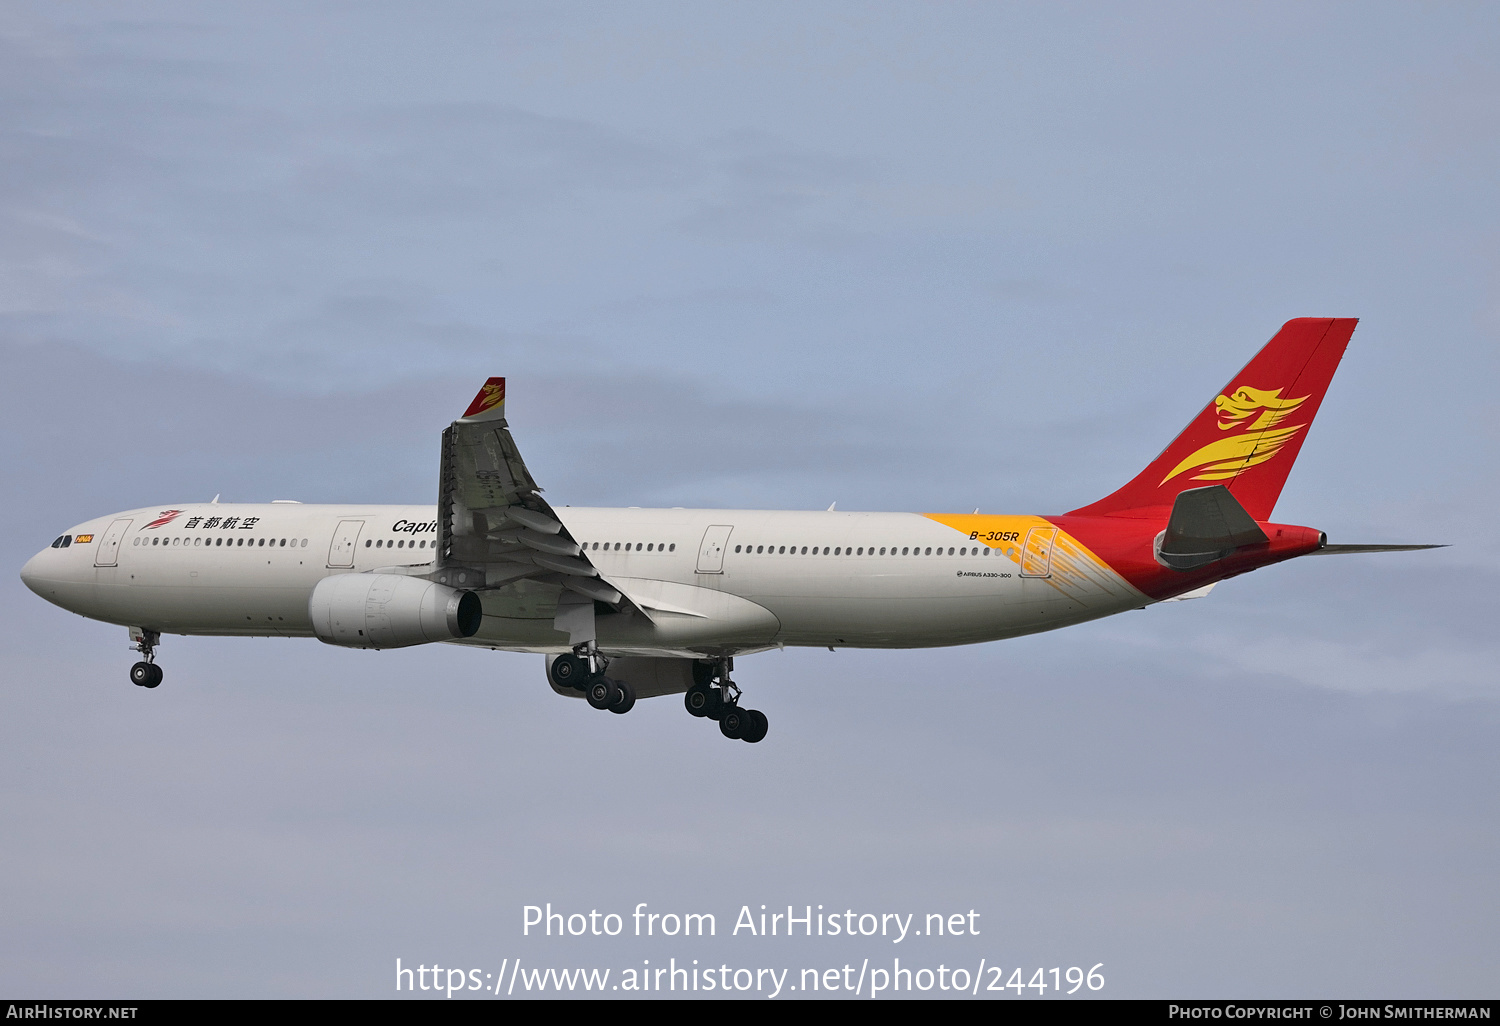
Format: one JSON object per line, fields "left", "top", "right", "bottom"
{"left": 310, "top": 573, "right": 482, "bottom": 649}
{"left": 545, "top": 655, "right": 704, "bottom": 700}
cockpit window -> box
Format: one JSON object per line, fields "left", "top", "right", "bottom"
{"left": 61, "top": 535, "right": 72, "bottom": 547}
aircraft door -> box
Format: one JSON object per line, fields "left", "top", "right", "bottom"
{"left": 1020, "top": 526, "right": 1058, "bottom": 578}
{"left": 328, "top": 520, "right": 365, "bottom": 568}
{"left": 94, "top": 519, "right": 132, "bottom": 567}
{"left": 696, "top": 525, "right": 734, "bottom": 574}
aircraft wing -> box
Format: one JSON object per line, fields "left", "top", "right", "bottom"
{"left": 434, "top": 377, "right": 642, "bottom": 642}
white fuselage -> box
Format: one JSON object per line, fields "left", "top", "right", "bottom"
{"left": 22, "top": 503, "right": 1151, "bottom": 657}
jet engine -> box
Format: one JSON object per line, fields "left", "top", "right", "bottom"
{"left": 309, "top": 573, "right": 482, "bottom": 649}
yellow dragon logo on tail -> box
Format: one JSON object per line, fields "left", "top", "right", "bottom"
{"left": 1161, "top": 385, "right": 1309, "bottom": 484}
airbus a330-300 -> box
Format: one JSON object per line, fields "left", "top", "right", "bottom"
{"left": 21, "top": 318, "right": 1438, "bottom": 743}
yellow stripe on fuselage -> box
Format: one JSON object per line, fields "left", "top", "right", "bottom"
{"left": 921, "top": 513, "right": 1143, "bottom": 607}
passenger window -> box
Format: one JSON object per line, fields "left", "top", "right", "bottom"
{"left": 756, "top": 545, "right": 763, "bottom": 554}
{"left": 924, "top": 547, "right": 931, "bottom": 555}
{"left": 669, "top": 543, "right": 675, "bottom": 551}
{"left": 647, "top": 543, "right": 654, "bottom": 551}
{"left": 778, "top": 546, "right": 785, "bottom": 554}
{"left": 948, "top": 547, "right": 955, "bottom": 555}
{"left": 735, "top": 545, "right": 742, "bottom": 553}
{"left": 365, "top": 540, "right": 372, "bottom": 547}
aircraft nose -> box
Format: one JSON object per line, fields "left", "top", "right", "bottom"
{"left": 20, "top": 550, "right": 50, "bottom": 597}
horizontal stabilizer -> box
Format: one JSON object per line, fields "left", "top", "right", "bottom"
{"left": 1308, "top": 543, "right": 1447, "bottom": 556}
{"left": 1161, "top": 582, "right": 1217, "bottom": 602}
{"left": 1155, "top": 485, "right": 1268, "bottom": 571}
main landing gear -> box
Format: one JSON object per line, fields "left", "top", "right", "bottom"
{"left": 684, "top": 658, "right": 768, "bottom": 744}
{"left": 129, "top": 629, "right": 162, "bottom": 689}
{"left": 549, "top": 645, "right": 635, "bottom": 715}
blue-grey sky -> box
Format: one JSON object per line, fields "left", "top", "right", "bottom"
{"left": 2, "top": 2, "right": 1497, "bottom": 998}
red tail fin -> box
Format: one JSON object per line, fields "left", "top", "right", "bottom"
{"left": 1068, "top": 317, "right": 1356, "bottom": 521}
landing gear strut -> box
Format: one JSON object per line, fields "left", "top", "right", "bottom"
{"left": 684, "top": 658, "right": 767, "bottom": 743}
{"left": 556, "top": 643, "right": 635, "bottom": 715}
{"left": 129, "top": 629, "right": 162, "bottom": 689}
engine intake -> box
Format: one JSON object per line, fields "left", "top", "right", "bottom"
{"left": 310, "top": 573, "right": 482, "bottom": 649}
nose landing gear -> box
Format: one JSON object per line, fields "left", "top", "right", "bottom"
{"left": 129, "top": 629, "right": 162, "bottom": 688}
{"left": 684, "top": 658, "right": 767, "bottom": 743}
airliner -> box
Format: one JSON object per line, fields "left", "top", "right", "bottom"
{"left": 20, "top": 318, "right": 1437, "bottom": 743}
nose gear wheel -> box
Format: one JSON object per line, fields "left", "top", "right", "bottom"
{"left": 128, "top": 630, "right": 162, "bottom": 688}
